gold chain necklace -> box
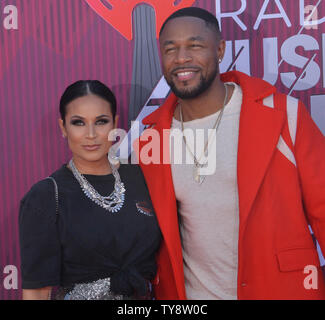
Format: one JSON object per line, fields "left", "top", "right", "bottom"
{"left": 179, "top": 83, "right": 229, "bottom": 185}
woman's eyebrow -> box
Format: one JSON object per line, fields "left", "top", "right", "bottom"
{"left": 70, "top": 115, "right": 110, "bottom": 119}
{"left": 95, "top": 115, "right": 110, "bottom": 119}
{"left": 70, "top": 115, "right": 84, "bottom": 119}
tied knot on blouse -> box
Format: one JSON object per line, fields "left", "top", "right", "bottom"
{"left": 110, "top": 267, "right": 148, "bottom": 296}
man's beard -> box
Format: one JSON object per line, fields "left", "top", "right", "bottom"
{"left": 166, "top": 64, "right": 219, "bottom": 100}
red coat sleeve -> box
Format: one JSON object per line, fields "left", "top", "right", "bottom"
{"left": 295, "top": 102, "right": 325, "bottom": 254}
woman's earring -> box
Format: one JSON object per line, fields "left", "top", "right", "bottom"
{"left": 218, "top": 58, "right": 222, "bottom": 63}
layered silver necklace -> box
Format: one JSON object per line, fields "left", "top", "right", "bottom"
{"left": 69, "top": 158, "right": 125, "bottom": 213}
{"left": 179, "top": 83, "right": 229, "bottom": 185}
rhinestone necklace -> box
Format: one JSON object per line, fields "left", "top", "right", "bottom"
{"left": 179, "top": 83, "right": 229, "bottom": 185}
{"left": 69, "top": 158, "right": 125, "bottom": 213}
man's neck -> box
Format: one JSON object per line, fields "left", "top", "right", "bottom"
{"left": 174, "top": 79, "right": 234, "bottom": 122}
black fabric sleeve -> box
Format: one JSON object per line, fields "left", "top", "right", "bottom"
{"left": 19, "top": 179, "right": 61, "bottom": 289}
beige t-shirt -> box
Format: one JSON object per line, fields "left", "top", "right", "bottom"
{"left": 170, "top": 82, "right": 242, "bottom": 300}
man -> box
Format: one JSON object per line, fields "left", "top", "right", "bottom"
{"left": 135, "top": 7, "right": 325, "bottom": 299}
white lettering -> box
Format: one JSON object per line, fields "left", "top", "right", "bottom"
{"left": 263, "top": 37, "right": 279, "bottom": 85}
{"left": 280, "top": 35, "right": 320, "bottom": 91}
{"left": 3, "top": 5, "right": 18, "bottom": 30}
{"left": 161, "top": 304, "right": 208, "bottom": 315}
{"left": 300, "top": 0, "right": 324, "bottom": 28}
{"left": 254, "top": 0, "right": 291, "bottom": 30}
{"left": 216, "top": 0, "right": 247, "bottom": 31}
{"left": 304, "top": 5, "right": 319, "bottom": 30}
{"left": 219, "top": 39, "right": 250, "bottom": 75}
{"left": 201, "top": 305, "right": 208, "bottom": 314}
{"left": 166, "top": 128, "right": 189, "bottom": 165}
{"left": 108, "top": 128, "right": 128, "bottom": 164}
{"left": 195, "top": 129, "right": 217, "bottom": 177}
{"left": 3, "top": 265, "right": 18, "bottom": 290}
{"left": 220, "top": 40, "right": 233, "bottom": 73}
{"left": 235, "top": 39, "right": 251, "bottom": 75}
{"left": 117, "top": 304, "right": 151, "bottom": 317}
{"left": 139, "top": 128, "right": 160, "bottom": 164}
{"left": 303, "top": 265, "right": 318, "bottom": 290}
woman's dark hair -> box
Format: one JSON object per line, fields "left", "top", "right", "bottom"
{"left": 60, "top": 80, "right": 117, "bottom": 124}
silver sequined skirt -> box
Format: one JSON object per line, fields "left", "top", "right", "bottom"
{"left": 54, "top": 277, "right": 153, "bottom": 300}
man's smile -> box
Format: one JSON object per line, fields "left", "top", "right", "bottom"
{"left": 172, "top": 68, "right": 200, "bottom": 82}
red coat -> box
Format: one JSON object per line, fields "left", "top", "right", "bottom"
{"left": 135, "top": 71, "right": 325, "bottom": 299}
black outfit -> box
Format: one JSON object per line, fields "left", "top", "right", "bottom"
{"left": 19, "top": 164, "right": 162, "bottom": 298}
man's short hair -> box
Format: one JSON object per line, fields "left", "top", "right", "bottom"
{"left": 159, "top": 7, "right": 221, "bottom": 38}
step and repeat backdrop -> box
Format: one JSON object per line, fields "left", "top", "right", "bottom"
{"left": 0, "top": 0, "right": 324, "bottom": 300}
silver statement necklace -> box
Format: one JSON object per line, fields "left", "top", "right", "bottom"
{"left": 69, "top": 158, "right": 125, "bottom": 213}
{"left": 179, "top": 83, "right": 229, "bottom": 185}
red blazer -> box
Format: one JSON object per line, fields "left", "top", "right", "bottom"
{"left": 135, "top": 71, "right": 325, "bottom": 299}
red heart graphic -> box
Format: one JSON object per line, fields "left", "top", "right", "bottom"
{"left": 85, "top": 0, "right": 196, "bottom": 40}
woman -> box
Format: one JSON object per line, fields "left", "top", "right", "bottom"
{"left": 19, "top": 80, "right": 162, "bottom": 300}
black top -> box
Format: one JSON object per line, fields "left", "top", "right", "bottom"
{"left": 19, "top": 164, "right": 161, "bottom": 296}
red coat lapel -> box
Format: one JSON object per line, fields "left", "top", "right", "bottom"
{"left": 139, "top": 94, "right": 186, "bottom": 298}
{"left": 237, "top": 98, "right": 285, "bottom": 232}
{"left": 221, "top": 72, "right": 285, "bottom": 232}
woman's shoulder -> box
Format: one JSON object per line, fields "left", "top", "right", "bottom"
{"left": 21, "top": 178, "right": 55, "bottom": 203}
{"left": 20, "top": 166, "right": 67, "bottom": 212}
